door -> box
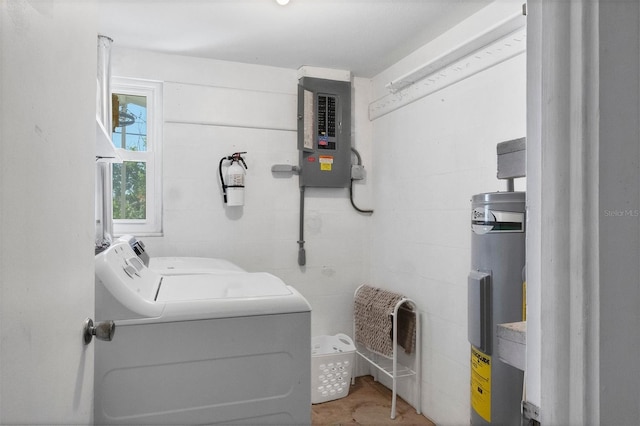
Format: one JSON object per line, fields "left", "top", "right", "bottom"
{"left": 0, "top": 1, "right": 97, "bottom": 423}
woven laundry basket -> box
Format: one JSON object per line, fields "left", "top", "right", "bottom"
{"left": 311, "top": 333, "right": 356, "bottom": 404}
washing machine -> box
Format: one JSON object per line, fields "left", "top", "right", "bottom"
{"left": 94, "top": 241, "right": 311, "bottom": 425}
{"left": 118, "top": 234, "right": 246, "bottom": 275}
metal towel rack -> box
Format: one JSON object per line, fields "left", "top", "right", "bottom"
{"left": 352, "top": 284, "right": 422, "bottom": 419}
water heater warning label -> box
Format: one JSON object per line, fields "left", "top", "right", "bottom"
{"left": 319, "top": 155, "right": 333, "bottom": 171}
{"left": 471, "top": 346, "right": 491, "bottom": 422}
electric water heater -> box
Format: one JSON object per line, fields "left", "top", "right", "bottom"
{"left": 468, "top": 191, "right": 525, "bottom": 425}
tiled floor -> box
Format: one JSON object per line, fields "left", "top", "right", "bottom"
{"left": 311, "top": 375, "right": 435, "bottom": 425}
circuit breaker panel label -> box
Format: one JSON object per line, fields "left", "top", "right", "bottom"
{"left": 471, "top": 346, "right": 492, "bottom": 422}
{"left": 319, "top": 155, "right": 333, "bottom": 171}
{"left": 297, "top": 77, "right": 351, "bottom": 188}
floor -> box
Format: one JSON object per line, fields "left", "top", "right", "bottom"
{"left": 311, "top": 375, "right": 436, "bottom": 425}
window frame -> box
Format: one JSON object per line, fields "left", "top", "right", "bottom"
{"left": 111, "top": 77, "right": 163, "bottom": 236}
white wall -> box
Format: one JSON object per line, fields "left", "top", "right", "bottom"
{"left": 111, "top": 48, "right": 374, "bottom": 337}
{"left": 0, "top": 0, "right": 96, "bottom": 423}
{"left": 369, "top": 3, "right": 526, "bottom": 424}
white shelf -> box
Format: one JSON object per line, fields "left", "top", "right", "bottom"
{"left": 355, "top": 346, "right": 417, "bottom": 379}
{"left": 96, "top": 116, "right": 121, "bottom": 162}
{"left": 496, "top": 321, "right": 526, "bottom": 371}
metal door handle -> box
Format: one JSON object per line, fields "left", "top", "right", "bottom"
{"left": 83, "top": 318, "right": 115, "bottom": 344}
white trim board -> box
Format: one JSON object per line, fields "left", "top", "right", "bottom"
{"left": 369, "top": 26, "right": 526, "bottom": 121}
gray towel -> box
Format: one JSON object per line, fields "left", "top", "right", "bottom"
{"left": 397, "top": 305, "right": 416, "bottom": 355}
{"left": 354, "top": 285, "right": 416, "bottom": 357}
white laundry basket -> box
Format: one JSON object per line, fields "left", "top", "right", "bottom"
{"left": 311, "top": 333, "right": 356, "bottom": 404}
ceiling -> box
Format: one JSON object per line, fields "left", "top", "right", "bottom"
{"left": 97, "top": 0, "right": 492, "bottom": 78}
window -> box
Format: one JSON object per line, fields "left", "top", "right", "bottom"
{"left": 111, "top": 77, "right": 162, "bottom": 235}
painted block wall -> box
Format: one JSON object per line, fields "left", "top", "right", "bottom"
{"left": 368, "top": 3, "right": 526, "bottom": 424}
{"left": 111, "top": 48, "right": 374, "bottom": 337}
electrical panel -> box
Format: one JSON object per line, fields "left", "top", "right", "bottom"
{"left": 297, "top": 77, "right": 351, "bottom": 188}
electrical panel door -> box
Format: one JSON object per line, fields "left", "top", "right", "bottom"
{"left": 297, "top": 77, "right": 351, "bottom": 188}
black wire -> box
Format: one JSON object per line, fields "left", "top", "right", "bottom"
{"left": 349, "top": 147, "right": 373, "bottom": 214}
{"left": 218, "top": 157, "right": 227, "bottom": 203}
{"left": 349, "top": 180, "right": 373, "bottom": 214}
{"left": 351, "top": 147, "right": 362, "bottom": 165}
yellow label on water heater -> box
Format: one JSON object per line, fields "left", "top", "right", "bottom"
{"left": 471, "top": 346, "right": 491, "bottom": 422}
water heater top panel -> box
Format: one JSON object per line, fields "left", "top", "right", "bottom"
{"left": 471, "top": 191, "right": 525, "bottom": 207}
{"left": 471, "top": 192, "right": 525, "bottom": 235}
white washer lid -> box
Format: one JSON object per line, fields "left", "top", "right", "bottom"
{"left": 149, "top": 256, "right": 246, "bottom": 274}
{"left": 156, "top": 272, "right": 292, "bottom": 302}
{"left": 118, "top": 272, "right": 312, "bottom": 324}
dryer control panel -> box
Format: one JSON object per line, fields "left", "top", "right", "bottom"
{"left": 95, "top": 242, "right": 164, "bottom": 319}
